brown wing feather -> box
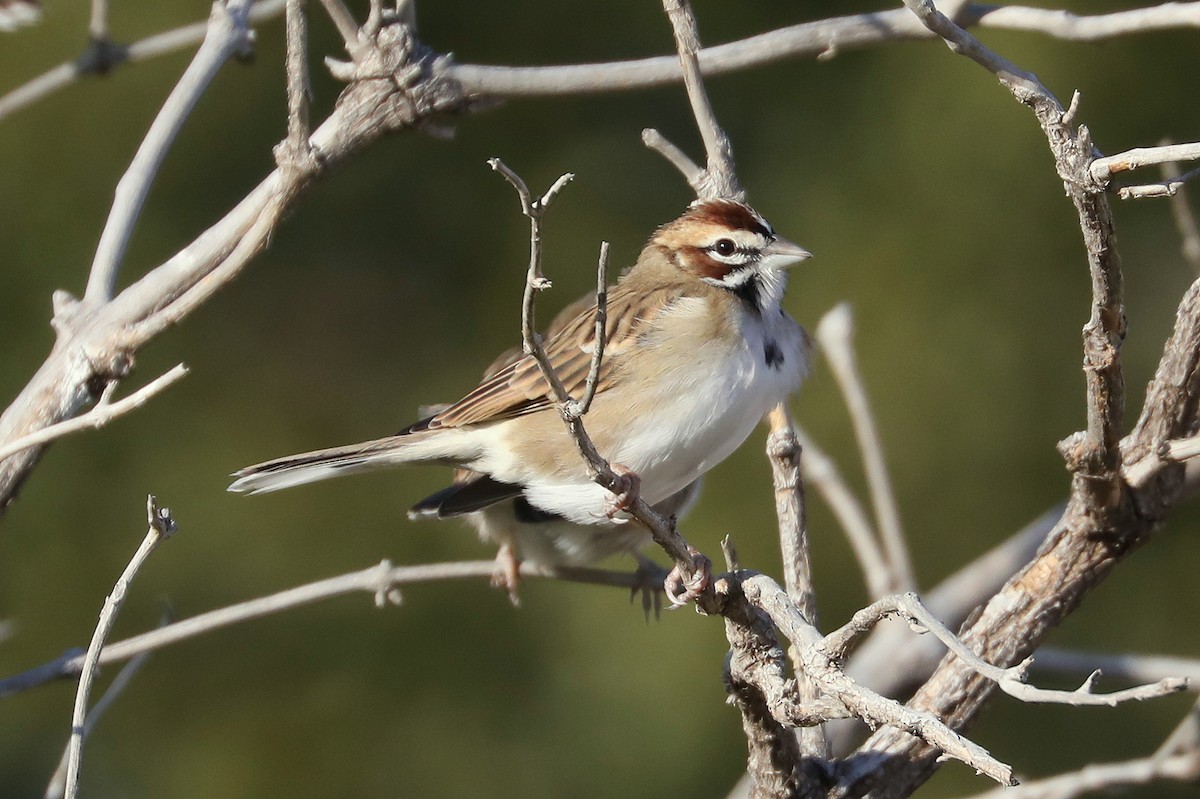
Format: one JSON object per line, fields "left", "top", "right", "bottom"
{"left": 420, "top": 282, "right": 676, "bottom": 430}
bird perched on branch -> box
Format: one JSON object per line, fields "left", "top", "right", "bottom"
{"left": 409, "top": 292, "right": 705, "bottom": 604}
{"left": 230, "top": 198, "right": 811, "bottom": 601}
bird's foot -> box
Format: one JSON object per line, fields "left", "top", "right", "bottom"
{"left": 604, "top": 463, "right": 642, "bottom": 519}
{"left": 664, "top": 545, "right": 712, "bottom": 607}
{"left": 491, "top": 542, "right": 523, "bottom": 607}
{"left": 630, "top": 553, "right": 668, "bottom": 620}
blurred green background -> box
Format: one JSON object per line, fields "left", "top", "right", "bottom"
{"left": 1, "top": 1, "right": 1199, "bottom": 797}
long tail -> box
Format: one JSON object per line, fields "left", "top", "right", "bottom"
{"left": 228, "top": 431, "right": 472, "bottom": 495}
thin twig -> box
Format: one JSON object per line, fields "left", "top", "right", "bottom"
{"left": 568, "top": 241, "right": 609, "bottom": 418}
{"left": 1092, "top": 142, "right": 1200, "bottom": 185}
{"left": 83, "top": 0, "right": 255, "bottom": 304}
{"left": 45, "top": 650, "right": 152, "bottom": 799}
{"left": 764, "top": 404, "right": 829, "bottom": 763}
{"left": 316, "top": 0, "right": 361, "bottom": 55}
{"left": 283, "top": 0, "right": 311, "bottom": 154}
{"left": 660, "top": 0, "right": 741, "bottom": 201}
{"left": 793, "top": 424, "right": 891, "bottom": 599}
{"left": 642, "top": 128, "right": 704, "bottom": 191}
{"left": 814, "top": 304, "right": 914, "bottom": 592}
{"left": 448, "top": 3, "right": 1200, "bottom": 97}
{"left": 0, "top": 0, "right": 284, "bottom": 123}
{"left": 64, "top": 496, "right": 177, "bottom": 799}
{"left": 0, "top": 559, "right": 658, "bottom": 698}
{"left": 88, "top": 0, "right": 109, "bottom": 42}
{"left": 1032, "top": 648, "right": 1200, "bottom": 688}
{"left": 1118, "top": 165, "right": 1200, "bottom": 199}
{"left": 0, "top": 364, "right": 189, "bottom": 463}
{"left": 823, "top": 592, "right": 1188, "bottom": 707}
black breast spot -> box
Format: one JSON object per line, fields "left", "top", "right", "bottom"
{"left": 763, "top": 339, "right": 784, "bottom": 370}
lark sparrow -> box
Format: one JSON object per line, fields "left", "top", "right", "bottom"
{"left": 408, "top": 292, "right": 705, "bottom": 602}
{"left": 230, "top": 199, "right": 811, "bottom": 596}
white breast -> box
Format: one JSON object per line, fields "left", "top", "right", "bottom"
{"left": 523, "top": 296, "right": 808, "bottom": 525}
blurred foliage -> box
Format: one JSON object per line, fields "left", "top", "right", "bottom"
{"left": 1, "top": 1, "right": 1199, "bottom": 797}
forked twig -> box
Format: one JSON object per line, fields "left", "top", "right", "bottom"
{"left": 488, "top": 158, "right": 703, "bottom": 590}
{"left": 0, "top": 365, "right": 189, "bottom": 464}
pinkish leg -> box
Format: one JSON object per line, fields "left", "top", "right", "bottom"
{"left": 491, "top": 541, "right": 523, "bottom": 607}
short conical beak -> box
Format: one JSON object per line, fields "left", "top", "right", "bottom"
{"left": 762, "top": 236, "right": 813, "bottom": 270}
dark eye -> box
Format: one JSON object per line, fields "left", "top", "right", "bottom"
{"left": 713, "top": 238, "right": 737, "bottom": 257}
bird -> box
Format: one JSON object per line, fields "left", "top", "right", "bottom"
{"left": 229, "top": 198, "right": 812, "bottom": 602}
{"left": 408, "top": 291, "right": 706, "bottom": 605}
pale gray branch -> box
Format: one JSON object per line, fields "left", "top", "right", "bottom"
{"left": 0, "top": 364, "right": 188, "bottom": 463}
{"left": 0, "top": 559, "right": 653, "bottom": 698}
{"left": 793, "top": 424, "right": 891, "bottom": 600}
{"left": 737, "top": 574, "right": 1016, "bottom": 787}
{"left": 815, "top": 304, "right": 914, "bottom": 593}
{"left": 64, "top": 496, "right": 176, "bottom": 799}
{"left": 1092, "top": 142, "right": 1200, "bottom": 185}
{"left": 0, "top": 1, "right": 284, "bottom": 123}
{"left": 826, "top": 592, "right": 1188, "bottom": 707}
{"left": 45, "top": 650, "right": 152, "bottom": 799}
{"left": 84, "top": 0, "right": 255, "bottom": 304}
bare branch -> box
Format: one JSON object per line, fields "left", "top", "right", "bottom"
{"left": 88, "top": 0, "right": 109, "bottom": 43}
{"left": 84, "top": 0, "right": 256, "bottom": 305}
{"left": 283, "top": 0, "right": 312, "bottom": 156}
{"left": 642, "top": 128, "right": 704, "bottom": 190}
{"left": 960, "top": 700, "right": 1200, "bottom": 799}
{"left": 64, "top": 496, "right": 177, "bottom": 799}
{"left": 764, "top": 404, "right": 829, "bottom": 764}
{"left": 794, "top": 425, "right": 891, "bottom": 600}
{"left": 825, "top": 592, "right": 1188, "bottom": 706}
{"left": 448, "top": 4, "right": 1200, "bottom": 97}
{"left": 0, "top": 364, "right": 188, "bottom": 463}
{"left": 315, "top": 0, "right": 361, "bottom": 55}
{"left": 1117, "top": 165, "right": 1200, "bottom": 199}
{"left": 1092, "top": 142, "right": 1200, "bottom": 185}
{"left": 0, "top": 0, "right": 284, "bottom": 125}
{"left": 0, "top": 559, "right": 657, "bottom": 697}
{"left": 1032, "top": 648, "right": 1200, "bottom": 688}
{"left": 45, "top": 650, "right": 152, "bottom": 799}
{"left": 659, "top": 0, "right": 741, "bottom": 200}
{"left": 815, "top": 304, "right": 914, "bottom": 592}
{"left": 734, "top": 574, "right": 1017, "bottom": 787}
